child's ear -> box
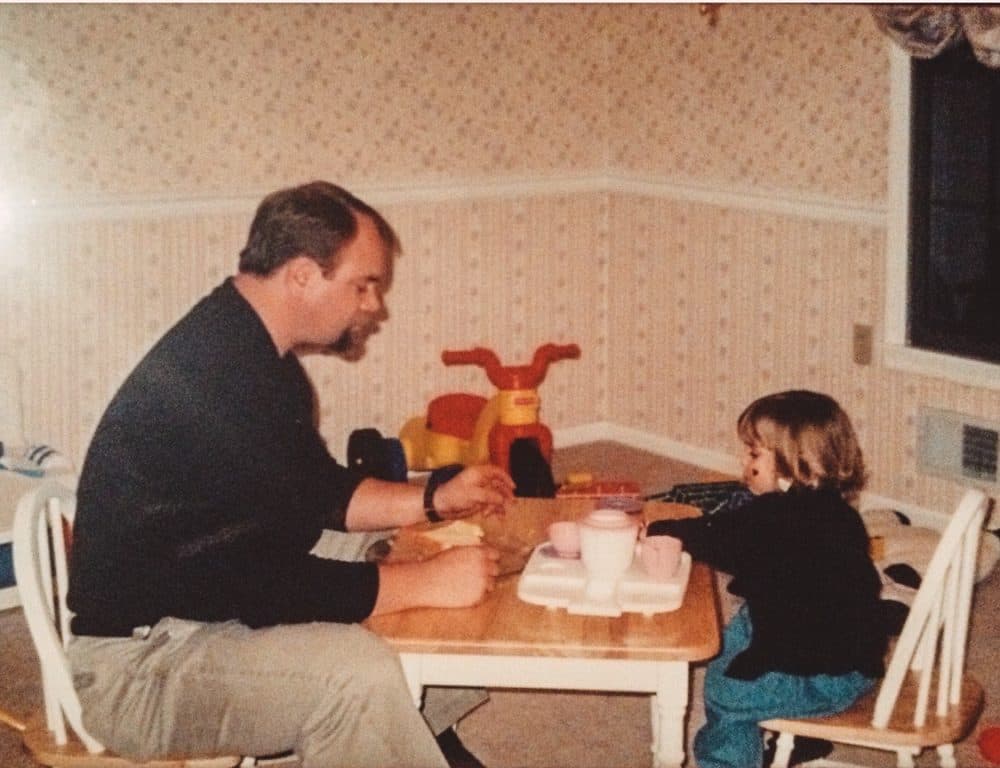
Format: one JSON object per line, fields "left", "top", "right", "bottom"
{"left": 777, "top": 477, "right": 792, "bottom": 492}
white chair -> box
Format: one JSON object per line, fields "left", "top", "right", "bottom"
{"left": 12, "top": 479, "right": 249, "bottom": 768}
{"left": 761, "top": 488, "right": 990, "bottom": 768}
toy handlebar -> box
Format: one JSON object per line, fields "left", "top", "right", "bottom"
{"left": 441, "top": 347, "right": 501, "bottom": 369}
{"left": 441, "top": 343, "right": 580, "bottom": 389}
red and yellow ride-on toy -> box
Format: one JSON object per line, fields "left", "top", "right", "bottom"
{"left": 399, "top": 343, "right": 581, "bottom": 496}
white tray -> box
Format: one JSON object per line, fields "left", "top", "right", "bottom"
{"left": 516, "top": 543, "right": 692, "bottom": 617}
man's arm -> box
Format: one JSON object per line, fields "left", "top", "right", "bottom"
{"left": 371, "top": 546, "right": 502, "bottom": 615}
{"left": 344, "top": 464, "right": 515, "bottom": 531}
{"left": 346, "top": 464, "right": 514, "bottom": 615}
{"left": 343, "top": 477, "right": 427, "bottom": 530}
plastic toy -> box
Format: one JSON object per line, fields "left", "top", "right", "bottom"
{"left": 556, "top": 472, "right": 642, "bottom": 501}
{"left": 347, "top": 428, "right": 407, "bottom": 482}
{"left": 399, "top": 343, "right": 580, "bottom": 487}
{"left": 981, "top": 725, "right": 1000, "bottom": 764}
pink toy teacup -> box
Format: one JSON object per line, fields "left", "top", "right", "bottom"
{"left": 639, "top": 535, "right": 682, "bottom": 580}
{"left": 547, "top": 520, "right": 581, "bottom": 558}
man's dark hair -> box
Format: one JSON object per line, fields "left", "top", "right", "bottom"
{"left": 238, "top": 181, "right": 400, "bottom": 275}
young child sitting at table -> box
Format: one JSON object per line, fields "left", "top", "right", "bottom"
{"left": 647, "top": 389, "right": 889, "bottom": 768}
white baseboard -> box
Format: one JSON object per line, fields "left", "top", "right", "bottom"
{"left": 552, "top": 421, "right": 616, "bottom": 448}
{"left": 554, "top": 421, "right": 740, "bottom": 476}
{"left": 605, "top": 424, "right": 741, "bottom": 477}
{"left": 0, "top": 585, "right": 18, "bottom": 611}
{"left": 554, "top": 422, "right": 949, "bottom": 530}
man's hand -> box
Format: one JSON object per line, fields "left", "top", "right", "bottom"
{"left": 346, "top": 465, "right": 513, "bottom": 532}
{"left": 432, "top": 464, "right": 515, "bottom": 519}
{"left": 418, "top": 546, "right": 501, "bottom": 606}
{"left": 371, "top": 545, "right": 501, "bottom": 615}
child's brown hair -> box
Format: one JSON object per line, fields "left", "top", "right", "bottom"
{"left": 737, "top": 390, "right": 867, "bottom": 502}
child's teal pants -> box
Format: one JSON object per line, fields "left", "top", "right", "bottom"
{"left": 694, "top": 604, "right": 874, "bottom": 768}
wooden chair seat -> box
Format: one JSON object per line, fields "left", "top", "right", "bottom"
{"left": 761, "top": 671, "right": 983, "bottom": 749}
{"left": 22, "top": 715, "right": 242, "bottom": 768}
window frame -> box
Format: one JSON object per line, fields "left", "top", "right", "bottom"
{"left": 884, "top": 45, "right": 1000, "bottom": 391}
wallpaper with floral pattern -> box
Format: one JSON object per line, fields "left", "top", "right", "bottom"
{"left": 2, "top": 3, "right": 885, "bottom": 203}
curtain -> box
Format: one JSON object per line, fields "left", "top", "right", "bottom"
{"left": 871, "top": 5, "right": 1000, "bottom": 68}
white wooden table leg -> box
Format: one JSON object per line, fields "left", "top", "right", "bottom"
{"left": 398, "top": 653, "right": 424, "bottom": 708}
{"left": 772, "top": 732, "right": 794, "bottom": 768}
{"left": 651, "top": 663, "right": 689, "bottom": 768}
{"left": 935, "top": 743, "right": 956, "bottom": 768}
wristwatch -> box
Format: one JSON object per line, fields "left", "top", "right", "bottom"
{"left": 423, "top": 481, "right": 443, "bottom": 523}
{"left": 423, "top": 463, "right": 465, "bottom": 523}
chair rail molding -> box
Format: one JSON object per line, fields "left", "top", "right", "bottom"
{"left": 6, "top": 172, "right": 885, "bottom": 226}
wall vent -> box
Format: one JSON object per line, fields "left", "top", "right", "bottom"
{"left": 918, "top": 407, "right": 999, "bottom": 487}
{"left": 962, "top": 423, "right": 998, "bottom": 481}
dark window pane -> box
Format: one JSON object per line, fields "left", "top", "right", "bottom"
{"left": 930, "top": 79, "right": 990, "bottom": 204}
{"left": 909, "top": 45, "right": 1000, "bottom": 365}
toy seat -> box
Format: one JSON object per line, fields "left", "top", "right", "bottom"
{"left": 760, "top": 488, "right": 990, "bottom": 768}
{"left": 426, "top": 393, "right": 487, "bottom": 441}
{"left": 12, "top": 480, "right": 253, "bottom": 768}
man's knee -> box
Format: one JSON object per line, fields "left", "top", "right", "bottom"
{"left": 294, "top": 624, "right": 407, "bottom": 694}
{"left": 338, "top": 633, "right": 407, "bottom": 693}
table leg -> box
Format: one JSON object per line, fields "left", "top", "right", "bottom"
{"left": 650, "top": 663, "right": 689, "bottom": 768}
{"left": 399, "top": 653, "right": 425, "bottom": 708}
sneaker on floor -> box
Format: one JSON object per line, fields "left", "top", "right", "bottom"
{"left": 436, "top": 727, "right": 486, "bottom": 768}
{"left": 763, "top": 733, "right": 834, "bottom": 767}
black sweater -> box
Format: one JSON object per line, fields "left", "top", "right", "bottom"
{"left": 68, "top": 279, "right": 377, "bottom": 636}
{"left": 648, "top": 487, "right": 887, "bottom": 680}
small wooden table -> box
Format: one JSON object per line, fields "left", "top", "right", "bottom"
{"left": 365, "top": 498, "right": 720, "bottom": 768}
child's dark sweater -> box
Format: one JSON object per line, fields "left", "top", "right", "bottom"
{"left": 648, "top": 487, "right": 888, "bottom": 680}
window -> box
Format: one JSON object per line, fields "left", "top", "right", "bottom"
{"left": 910, "top": 45, "right": 1000, "bottom": 363}
{"left": 885, "top": 45, "right": 1000, "bottom": 390}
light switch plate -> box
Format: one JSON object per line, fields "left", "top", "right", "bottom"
{"left": 852, "top": 324, "right": 873, "bottom": 366}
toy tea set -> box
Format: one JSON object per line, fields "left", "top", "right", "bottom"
{"left": 517, "top": 507, "right": 690, "bottom": 617}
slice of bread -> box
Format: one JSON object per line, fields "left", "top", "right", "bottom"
{"left": 388, "top": 519, "right": 485, "bottom": 562}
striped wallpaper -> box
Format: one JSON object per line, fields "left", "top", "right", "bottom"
{"left": 4, "top": 184, "right": 998, "bottom": 516}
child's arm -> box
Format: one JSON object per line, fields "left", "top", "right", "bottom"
{"left": 647, "top": 508, "right": 747, "bottom": 573}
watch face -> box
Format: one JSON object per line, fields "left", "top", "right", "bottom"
{"left": 364, "top": 538, "right": 392, "bottom": 563}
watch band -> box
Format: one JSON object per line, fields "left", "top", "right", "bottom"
{"left": 423, "top": 481, "right": 443, "bottom": 522}
{"left": 423, "top": 463, "right": 465, "bottom": 523}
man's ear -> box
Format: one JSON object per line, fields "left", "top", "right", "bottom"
{"left": 284, "top": 255, "right": 321, "bottom": 290}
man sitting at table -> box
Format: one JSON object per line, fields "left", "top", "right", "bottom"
{"left": 66, "top": 181, "right": 514, "bottom": 768}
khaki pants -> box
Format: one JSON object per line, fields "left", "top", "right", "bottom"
{"left": 69, "top": 618, "right": 448, "bottom": 768}
{"left": 67, "top": 530, "right": 487, "bottom": 766}
{"left": 309, "top": 529, "right": 490, "bottom": 733}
